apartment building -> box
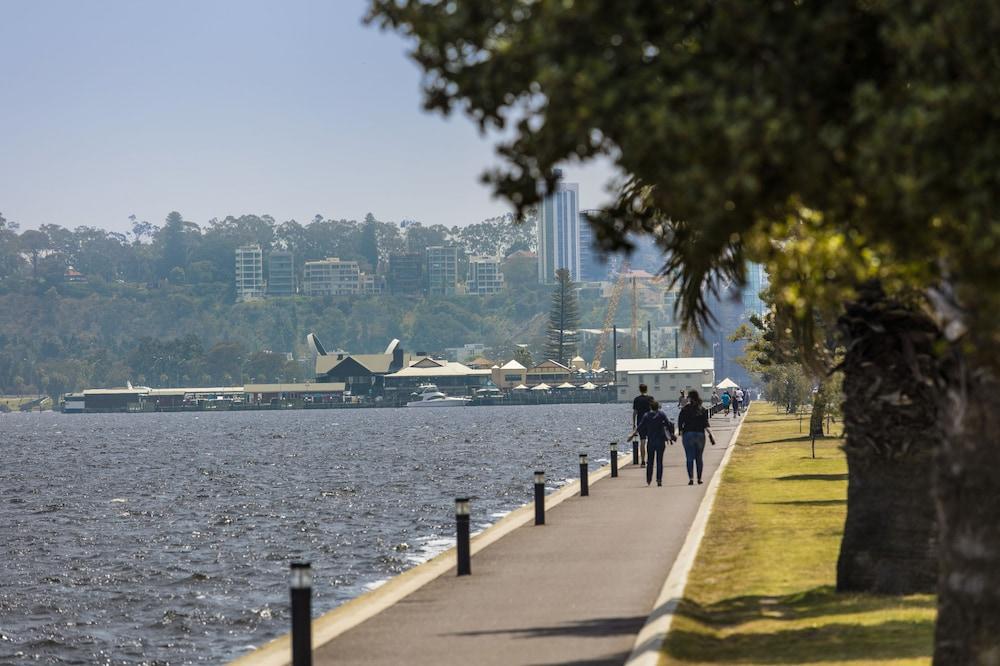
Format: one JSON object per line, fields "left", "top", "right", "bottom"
{"left": 302, "top": 257, "right": 361, "bottom": 296}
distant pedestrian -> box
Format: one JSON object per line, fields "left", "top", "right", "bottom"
{"left": 677, "top": 390, "right": 687, "bottom": 409}
{"left": 678, "top": 390, "right": 716, "bottom": 485}
{"left": 632, "top": 383, "right": 654, "bottom": 467}
{"left": 710, "top": 390, "right": 720, "bottom": 414}
{"left": 720, "top": 390, "right": 731, "bottom": 416}
{"left": 735, "top": 387, "right": 745, "bottom": 416}
{"left": 629, "top": 399, "right": 676, "bottom": 486}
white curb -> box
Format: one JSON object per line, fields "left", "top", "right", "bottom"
{"left": 624, "top": 409, "right": 750, "bottom": 665}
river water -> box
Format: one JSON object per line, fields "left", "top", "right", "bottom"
{"left": 0, "top": 403, "right": 660, "bottom": 664}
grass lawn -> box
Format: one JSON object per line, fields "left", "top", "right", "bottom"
{"left": 662, "top": 403, "right": 935, "bottom": 665}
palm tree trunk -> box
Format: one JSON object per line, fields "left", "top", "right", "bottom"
{"left": 835, "top": 282, "right": 940, "bottom": 594}
{"left": 933, "top": 352, "right": 1000, "bottom": 663}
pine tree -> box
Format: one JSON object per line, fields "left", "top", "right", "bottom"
{"left": 544, "top": 268, "right": 579, "bottom": 365}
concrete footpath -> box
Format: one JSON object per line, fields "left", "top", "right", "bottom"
{"left": 305, "top": 412, "right": 742, "bottom": 666}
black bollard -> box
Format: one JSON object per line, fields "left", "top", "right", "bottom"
{"left": 289, "top": 562, "right": 312, "bottom": 666}
{"left": 632, "top": 439, "right": 639, "bottom": 465}
{"left": 610, "top": 442, "right": 618, "bottom": 478}
{"left": 455, "top": 498, "right": 471, "bottom": 576}
{"left": 534, "top": 471, "right": 545, "bottom": 525}
{"left": 579, "top": 453, "right": 589, "bottom": 496}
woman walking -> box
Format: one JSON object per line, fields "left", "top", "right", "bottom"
{"left": 677, "top": 390, "right": 716, "bottom": 485}
{"left": 629, "top": 400, "right": 675, "bottom": 486}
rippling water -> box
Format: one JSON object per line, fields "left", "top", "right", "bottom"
{"left": 0, "top": 404, "right": 657, "bottom": 664}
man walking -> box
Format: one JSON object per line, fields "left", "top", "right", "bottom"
{"left": 632, "top": 383, "right": 654, "bottom": 467}
{"left": 734, "top": 387, "right": 744, "bottom": 418}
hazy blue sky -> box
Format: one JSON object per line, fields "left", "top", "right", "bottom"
{"left": 0, "top": 0, "right": 613, "bottom": 233}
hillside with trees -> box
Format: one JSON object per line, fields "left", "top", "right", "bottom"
{"left": 0, "top": 210, "right": 620, "bottom": 396}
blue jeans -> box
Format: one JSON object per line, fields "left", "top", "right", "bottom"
{"left": 682, "top": 432, "right": 706, "bottom": 481}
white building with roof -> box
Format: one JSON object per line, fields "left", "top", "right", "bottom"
{"left": 615, "top": 357, "right": 715, "bottom": 404}
{"left": 383, "top": 357, "right": 492, "bottom": 401}
{"left": 491, "top": 359, "right": 527, "bottom": 389}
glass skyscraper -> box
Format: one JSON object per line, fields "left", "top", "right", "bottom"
{"left": 537, "top": 176, "right": 580, "bottom": 283}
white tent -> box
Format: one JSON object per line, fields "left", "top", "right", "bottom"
{"left": 531, "top": 383, "right": 551, "bottom": 391}
{"left": 512, "top": 384, "right": 529, "bottom": 390}
{"left": 556, "top": 382, "right": 576, "bottom": 389}
{"left": 716, "top": 378, "right": 739, "bottom": 389}
{"left": 580, "top": 382, "right": 598, "bottom": 390}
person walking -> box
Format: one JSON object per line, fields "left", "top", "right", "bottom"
{"left": 678, "top": 390, "right": 716, "bottom": 485}
{"left": 735, "top": 387, "right": 745, "bottom": 416}
{"left": 629, "top": 399, "right": 675, "bottom": 486}
{"left": 677, "top": 390, "right": 687, "bottom": 409}
{"left": 632, "top": 383, "right": 654, "bottom": 467}
{"left": 720, "top": 390, "right": 731, "bottom": 416}
{"left": 710, "top": 390, "right": 720, "bottom": 415}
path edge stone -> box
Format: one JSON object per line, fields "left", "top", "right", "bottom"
{"left": 624, "top": 410, "right": 750, "bottom": 666}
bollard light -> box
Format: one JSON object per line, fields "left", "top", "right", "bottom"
{"left": 579, "top": 453, "right": 588, "bottom": 465}
{"left": 289, "top": 562, "right": 312, "bottom": 666}
{"left": 632, "top": 439, "right": 639, "bottom": 465}
{"left": 610, "top": 442, "right": 619, "bottom": 478}
{"left": 534, "top": 471, "right": 545, "bottom": 526}
{"left": 579, "top": 453, "right": 589, "bottom": 497}
{"left": 455, "top": 498, "right": 471, "bottom": 576}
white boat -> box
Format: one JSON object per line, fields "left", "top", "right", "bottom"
{"left": 405, "top": 384, "right": 470, "bottom": 407}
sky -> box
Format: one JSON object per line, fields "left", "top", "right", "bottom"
{"left": 0, "top": 0, "right": 615, "bottom": 233}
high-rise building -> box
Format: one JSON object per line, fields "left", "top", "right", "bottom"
{"left": 742, "top": 262, "right": 769, "bottom": 317}
{"left": 537, "top": 174, "right": 580, "bottom": 283}
{"left": 235, "top": 245, "right": 264, "bottom": 302}
{"left": 302, "top": 258, "right": 361, "bottom": 296}
{"left": 426, "top": 245, "right": 459, "bottom": 296}
{"left": 267, "top": 250, "right": 295, "bottom": 296}
{"left": 577, "top": 210, "right": 608, "bottom": 282}
{"left": 467, "top": 256, "right": 504, "bottom": 295}
{"left": 388, "top": 252, "right": 424, "bottom": 294}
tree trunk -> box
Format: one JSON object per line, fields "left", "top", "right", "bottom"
{"left": 835, "top": 282, "right": 940, "bottom": 594}
{"left": 809, "top": 376, "right": 834, "bottom": 437}
{"left": 933, "top": 354, "right": 1000, "bottom": 663}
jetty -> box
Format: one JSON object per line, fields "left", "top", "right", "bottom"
{"left": 233, "top": 410, "right": 744, "bottom": 666}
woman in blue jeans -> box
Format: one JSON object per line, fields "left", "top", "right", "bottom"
{"left": 677, "top": 390, "right": 716, "bottom": 485}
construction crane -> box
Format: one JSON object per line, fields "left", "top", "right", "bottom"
{"left": 631, "top": 275, "right": 639, "bottom": 355}
{"left": 591, "top": 262, "right": 630, "bottom": 370}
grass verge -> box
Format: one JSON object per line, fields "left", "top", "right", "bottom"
{"left": 661, "top": 403, "right": 934, "bottom": 665}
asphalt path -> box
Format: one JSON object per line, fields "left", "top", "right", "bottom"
{"left": 313, "top": 412, "right": 741, "bottom": 666}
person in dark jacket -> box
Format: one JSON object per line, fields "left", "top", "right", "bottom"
{"left": 632, "top": 384, "right": 654, "bottom": 466}
{"left": 629, "top": 400, "right": 676, "bottom": 486}
{"left": 677, "top": 390, "right": 716, "bottom": 485}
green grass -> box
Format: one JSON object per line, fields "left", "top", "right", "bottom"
{"left": 662, "top": 404, "right": 935, "bottom": 665}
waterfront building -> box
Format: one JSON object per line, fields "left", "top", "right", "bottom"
{"left": 444, "top": 343, "right": 487, "bottom": 363}
{"left": 268, "top": 250, "right": 295, "bottom": 296}
{"left": 243, "top": 382, "right": 345, "bottom": 405}
{"left": 491, "top": 359, "right": 527, "bottom": 389}
{"left": 614, "top": 357, "right": 715, "bottom": 403}
{"left": 426, "top": 245, "right": 459, "bottom": 295}
{"left": 382, "top": 357, "right": 492, "bottom": 402}
{"left": 235, "top": 245, "right": 264, "bottom": 301}
{"left": 526, "top": 359, "right": 574, "bottom": 386}
{"left": 467, "top": 255, "right": 504, "bottom": 295}
{"left": 303, "top": 257, "right": 361, "bottom": 296}
{"left": 388, "top": 252, "right": 424, "bottom": 294}
{"left": 537, "top": 174, "right": 581, "bottom": 283}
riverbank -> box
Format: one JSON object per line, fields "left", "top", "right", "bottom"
{"left": 231, "top": 411, "right": 741, "bottom": 665}
{"left": 662, "top": 406, "right": 935, "bottom": 664}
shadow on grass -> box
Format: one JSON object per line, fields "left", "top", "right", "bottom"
{"left": 776, "top": 473, "right": 849, "bottom": 482}
{"left": 666, "top": 587, "right": 934, "bottom": 663}
{"left": 761, "top": 499, "right": 847, "bottom": 506}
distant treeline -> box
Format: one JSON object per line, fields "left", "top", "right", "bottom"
{"left": 0, "top": 210, "right": 536, "bottom": 297}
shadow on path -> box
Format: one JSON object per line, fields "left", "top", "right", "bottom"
{"left": 450, "top": 615, "right": 646, "bottom": 640}
{"left": 775, "top": 473, "right": 849, "bottom": 482}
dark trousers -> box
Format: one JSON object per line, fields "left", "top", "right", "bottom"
{"left": 646, "top": 442, "right": 665, "bottom": 483}
{"left": 682, "top": 432, "right": 706, "bottom": 480}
